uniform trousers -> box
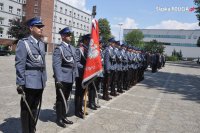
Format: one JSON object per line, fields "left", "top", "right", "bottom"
{"left": 56, "top": 82, "right": 72, "bottom": 121}
{"left": 75, "top": 78, "right": 85, "bottom": 114}
{"left": 20, "top": 88, "right": 43, "bottom": 133}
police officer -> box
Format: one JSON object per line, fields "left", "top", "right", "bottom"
{"left": 75, "top": 34, "right": 91, "bottom": 118}
{"left": 103, "top": 37, "right": 117, "bottom": 100}
{"left": 15, "top": 17, "right": 47, "bottom": 133}
{"left": 53, "top": 27, "right": 78, "bottom": 127}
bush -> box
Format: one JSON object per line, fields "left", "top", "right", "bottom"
{"left": 166, "top": 56, "right": 178, "bottom": 61}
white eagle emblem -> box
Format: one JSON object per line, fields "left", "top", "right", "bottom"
{"left": 88, "top": 39, "right": 99, "bottom": 59}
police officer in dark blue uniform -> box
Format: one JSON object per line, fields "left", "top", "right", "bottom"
{"left": 53, "top": 27, "right": 78, "bottom": 127}
{"left": 15, "top": 17, "right": 47, "bottom": 133}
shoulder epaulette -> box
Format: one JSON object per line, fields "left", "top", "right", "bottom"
{"left": 21, "top": 38, "right": 28, "bottom": 41}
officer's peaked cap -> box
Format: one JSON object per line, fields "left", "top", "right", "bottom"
{"left": 82, "top": 34, "right": 91, "bottom": 40}
{"left": 27, "top": 17, "right": 44, "bottom": 27}
{"left": 59, "top": 27, "right": 72, "bottom": 35}
{"left": 121, "top": 43, "right": 126, "bottom": 47}
{"left": 108, "top": 37, "right": 116, "bottom": 43}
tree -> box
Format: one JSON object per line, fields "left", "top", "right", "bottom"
{"left": 7, "top": 18, "right": 30, "bottom": 42}
{"left": 124, "top": 29, "right": 144, "bottom": 47}
{"left": 143, "top": 39, "right": 165, "bottom": 54}
{"left": 194, "top": 0, "right": 200, "bottom": 26}
{"left": 197, "top": 36, "right": 200, "bottom": 47}
{"left": 172, "top": 49, "right": 176, "bottom": 56}
{"left": 98, "top": 18, "right": 112, "bottom": 43}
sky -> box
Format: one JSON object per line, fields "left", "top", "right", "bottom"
{"left": 61, "top": 0, "right": 199, "bottom": 40}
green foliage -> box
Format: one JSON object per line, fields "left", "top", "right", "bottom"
{"left": 166, "top": 56, "right": 178, "bottom": 61}
{"left": 143, "top": 39, "right": 165, "bottom": 54}
{"left": 171, "top": 49, "right": 183, "bottom": 60}
{"left": 98, "top": 18, "right": 112, "bottom": 43}
{"left": 7, "top": 19, "right": 30, "bottom": 42}
{"left": 124, "top": 29, "right": 144, "bottom": 47}
{"left": 194, "top": 0, "right": 200, "bottom": 26}
{"left": 197, "top": 36, "right": 200, "bottom": 47}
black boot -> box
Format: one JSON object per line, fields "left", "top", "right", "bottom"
{"left": 75, "top": 96, "right": 84, "bottom": 119}
{"left": 56, "top": 102, "right": 66, "bottom": 128}
{"left": 88, "top": 88, "right": 97, "bottom": 110}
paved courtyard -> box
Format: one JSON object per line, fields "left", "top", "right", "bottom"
{"left": 0, "top": 55, "right": 200, "bottom": 133}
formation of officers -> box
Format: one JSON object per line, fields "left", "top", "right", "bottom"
{"left": 15, "top": 17, "right": 165, "bottom": 133}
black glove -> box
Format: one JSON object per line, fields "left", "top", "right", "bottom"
{"left": 56, "top": 82, "right": 63, "bottom": 89}
{"left": 16, "top": 85, "right": 24, "bottom": 94}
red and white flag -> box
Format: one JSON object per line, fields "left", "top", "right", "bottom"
{"left": 82, "top": 19, "right": 103, "bottom": 87}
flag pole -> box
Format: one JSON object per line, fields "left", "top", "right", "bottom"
{"left": 83, "top": 5, "right": 97, "bottom": 118}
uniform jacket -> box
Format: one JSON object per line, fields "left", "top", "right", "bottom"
{"left": 103, "top": 46, "right": 113, "bottom": 72}
{"left": 53, "top": 42, "right": 78, "bottom": 83}
{"left": 76, "top": 44, "right": 88, "bottom": 79}
{"left": 15, "top": 35, "right": 47, "bottom": 89}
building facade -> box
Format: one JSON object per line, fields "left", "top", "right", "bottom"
{"left": 123, "top": 29, "right": 200, "bottom": 58}
{"left": 0, "top": 0, "right": 92, "bottom": 53}
{"left": 0, "top": 0, "right": 25, "bottom": 45}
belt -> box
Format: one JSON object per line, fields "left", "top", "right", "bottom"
{"left": 26, "top": 67, "right": 45, "bottom": 71}
{"left": 61, "top": 64, "right": 74, "bottom": 68}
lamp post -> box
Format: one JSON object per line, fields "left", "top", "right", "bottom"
{"left": 118, "top": 23, "right": 123, "bottom": 43}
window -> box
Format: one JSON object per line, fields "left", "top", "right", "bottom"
{"left": 35, "top": 1, "right": 38, "bottom": 6}
{"left": 54, "top": 15, "right": 57, "bottom": 21}
{"left": 8, "top": 34, "right": 12, "bottom": 38}
{"left": 88, "top": 18, "right": 89, "bottom": 22}
{"left": 59, "top": 17, "right": 62, "bottom": 23}
{"left": 53, "top": 27, "right": 56, "bottom": 32}
{"left": 64, "top": 19, "right": 67, "bottom": 24}
{"left": 69, "top": 11, "right": 72, "bottom": 16}
{"left": 69, "top": 20, "right": 71, "bottom": 26}
{"left": 73, "top": 22, "right": 75, "bottom": 27}
{"left": 0, "top": 31, "right": 3, "bottom": 37}
{"left": 74, "top": 13, "right": 76, "bottom": 18}
{"left": 77, "top": 14, "right": 79, "bottom": 19}
{"left": 0, "top": 3, "right": 3, "bottom": 11}
{"left": 34, "top": 8, "right": 38, "bottom": 13}
{"left": 9, "top": 6, "right": 13, "bottom": 13}
{"left": 193, "top": 35, "right": 197, "bottom": 39}
{"left": 81, "top": 16, "right": 83, "bottom": 20}
{"left": 17, "top": 8, "right": 21, "bottom": 15}
{"left": 65, "top": 9, "right": 67, "bottom": 14}
{"left": 8, "top": 19, "right": 12, "bottom": 26}
{"left": 80, "top": 24, "right": 82, "bottom": 29}
{"left": 0, "top": 18, "right": 3, "bottom": 25}
{"left": 77, "top": 23, "right": 79, "bottom": 28}
{"left": 60, "top": 7, "right": 62, "bottom": 13}
{"left": 55, "top": 5, "right": 57, "bottom": 10}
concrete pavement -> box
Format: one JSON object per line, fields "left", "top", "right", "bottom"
{"left": 0, "top": 55, "right": 200, "bottom": 133}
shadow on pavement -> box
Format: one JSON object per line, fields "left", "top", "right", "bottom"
{"left": 39, "top": 109, "right": 56, "bottom": 123}
{"left": 0, "top": 117, "right": 21, "bottom": 133}
{"left": 143, "top": 62, "right": 200, "bottom": 104}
